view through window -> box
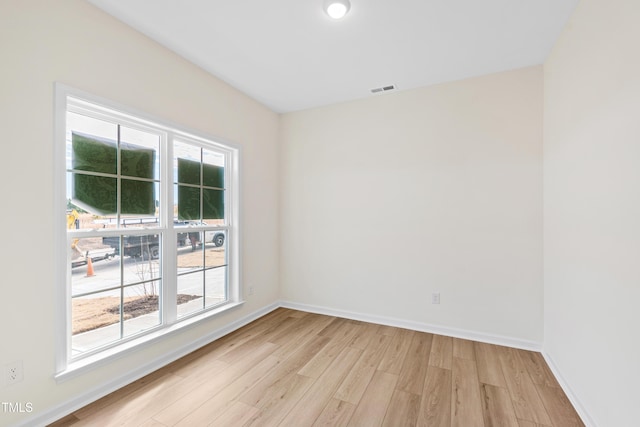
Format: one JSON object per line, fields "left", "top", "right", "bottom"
{"left": 60, "top": 90, "right": 238, "bottom": 364}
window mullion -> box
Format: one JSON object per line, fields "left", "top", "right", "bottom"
{"left": 117, "top": 124, "right": 124, "bottom": 339}
{"left": 162, "top": 132, "right": 177, "bottom": 324}
{"left": 116, "top": 124, "right": 122, "bottom": 229}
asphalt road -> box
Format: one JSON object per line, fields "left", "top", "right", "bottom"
{"left": 71, "top": 246, "right": 226, "bottom": 299}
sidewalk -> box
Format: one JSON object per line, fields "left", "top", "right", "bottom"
{"left": 71, "top": 295, "right": 225, "bottom": 357}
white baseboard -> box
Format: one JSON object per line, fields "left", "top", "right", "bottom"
{"left": 19, "top": 302, "right": 280, "bottom": 427}
{"left": 541, "top": 351, "right": 598, "bottom": 427}
{"left": 280, "top": 300, "right": 542, "bottom": 351}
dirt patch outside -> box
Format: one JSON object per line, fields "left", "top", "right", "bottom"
{"left": 73, "top": 294, "right": 199, "bottom": 335}
{"left": 177, "top": 247, "right": 226, "bottom": 268}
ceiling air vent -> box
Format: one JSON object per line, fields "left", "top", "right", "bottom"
{"left": 370, "top": 84, "right": 397, "bottom": 94}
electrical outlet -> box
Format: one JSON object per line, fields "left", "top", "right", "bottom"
{"left": 6, "top": 360, "right": 23, "bottom": 385}
{"left": 432, "top": 292, "right": 440, "bottom": 305}
{"left": 248, "top": 285, "right": 254, "bottom": 295}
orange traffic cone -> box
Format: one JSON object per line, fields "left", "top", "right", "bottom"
{"left": 85, "top": 257, "right": 95, "bottom": 277}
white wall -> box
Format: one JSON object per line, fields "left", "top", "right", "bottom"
{"left": 8, "top": 0, "right": 635, "bottom": 425}
{"left": 0, "top": 1, "right": 280, "bottom": 425}
{"left": 543, "top": 1, "right": 640, "bottom": 426}
{"left": 280, "top": 67, "right": 543, "bottom": 344}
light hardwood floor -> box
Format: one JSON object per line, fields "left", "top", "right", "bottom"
{"left": 50, "top": 308, "right": 584, "bottom": 426}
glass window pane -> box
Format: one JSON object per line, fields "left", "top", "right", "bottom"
{"left": 177, "top": 271, "right": 204, "bottom": 317}
{"left": 66, "top": 175, "right": 118, "bottom": 232}
{"left": 67, "top": 112, "right": 118, "bottom": 172}
{"left": 71, "top": 290, "right": 121, "bottom": 355}
{"left": 71, "top": 132, "right": 117, "bottom": 174}
{"left": 203, "top": 188, "right": 224, "bottom": 221}
{"left": 177, "top": 157, "right": 201, "bottom": 185}
{"left": 116, "top": 234, "right": 161, "bottom": 285}
{"left": 67, "top": 112, "right": 117, "bottom": 138}
{"left": 122, "top": 179, "right": 155, "bottom": 215}
{"left": 174, "top": 141, "right": 201, "bottom": 182}
{"left": 177, "top": 185, "right": 200, "bottom": 220}
{"left": 71, "top": 237, "right": 119, "bottom": 296}
{"left": 72, "top": 173, "right": 117, "bottom": 216}
{"left": 123, "top": 283, "right": 161, "bottom": 337}
{"left": 120, "top": 126, "right": 160, "bottom": 180}
{"left": 175, "top": 226, "right": 190, "bottom": 248}
{"left": 204, "top": 231, "right": 226, "bottom": 268}
{"left": 120, "top": 144, "right": 155, "bottom": 179}
{"left": 120, "top": 182, "right": 160, "bottom": 229}
{"left": 205, "top": 266, "right": 227, "bottom": 308}
{"left": 203, "top": 149, "right": 224, "bottom": 182}
{"left": 177, "top": 240, "right": 205, "bottom": 274}
{"left": 66, "top": 206, "right": 105, "bottom": 231}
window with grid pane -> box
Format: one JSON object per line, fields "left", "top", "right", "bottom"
{"left": 58, "top": 88, "right": 240, "bottom": 368}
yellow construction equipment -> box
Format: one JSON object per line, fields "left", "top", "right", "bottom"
{"left": 67, "top": 209, "right": 83, "bottom": 261}
{"left": 67, "top": 209, "right": 79, "bottom": 229}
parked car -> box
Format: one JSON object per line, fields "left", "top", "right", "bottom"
{"left": 206, "top": 229, "right": 225, "bottom": 247}
{"left": 102, "top": 221, "right": 224, "bottom": 259}
{"left": 187, "top": 221, "right": 225, "bottom": 247}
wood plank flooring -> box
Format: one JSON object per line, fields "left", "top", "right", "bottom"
{"left": 50, "top": 308, "right": 584, "bottom": 427}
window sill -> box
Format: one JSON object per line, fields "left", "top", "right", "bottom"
{"left": 55, "top": 300, "right": 244, "bottom": 383}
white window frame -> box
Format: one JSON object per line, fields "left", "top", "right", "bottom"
{"left": 54, "top": 84, "right": 242, "bottom": 381}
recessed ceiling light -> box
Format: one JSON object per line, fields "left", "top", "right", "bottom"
{"left": 323, "top": 0, "right": 351, "bottom": 20}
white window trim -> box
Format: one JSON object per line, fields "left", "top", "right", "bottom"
{"left": 53, "top": 83, "right": 243, "bottom": 381}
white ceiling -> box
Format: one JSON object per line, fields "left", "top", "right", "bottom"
{"left": 87, "top": 0, "right": 579, "bottom": 113}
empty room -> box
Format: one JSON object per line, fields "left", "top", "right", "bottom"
{"left": 1, "top": 0, "right": 638, "bottom": 426}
